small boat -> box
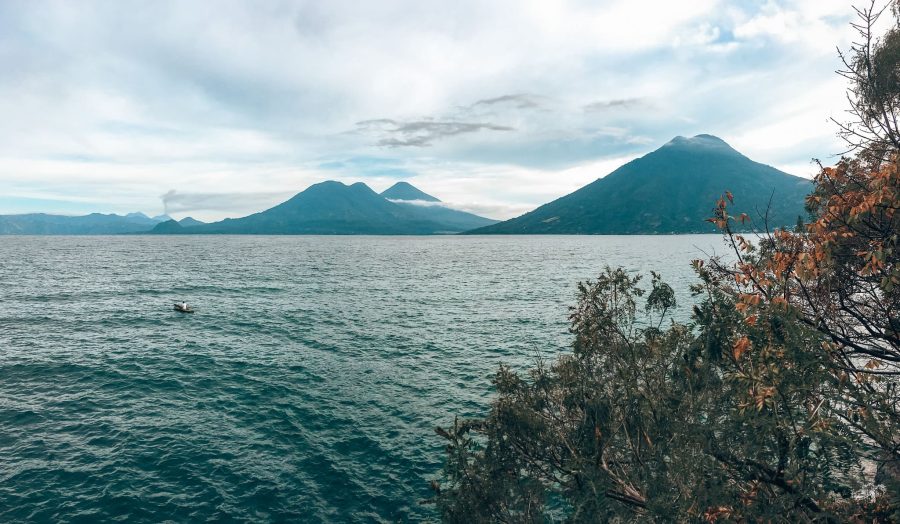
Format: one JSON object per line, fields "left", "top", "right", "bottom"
{"left": 173, "top": 303, "right": 195, "bottom": 313}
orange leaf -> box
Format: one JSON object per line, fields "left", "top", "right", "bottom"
{"left": 864, "top": 359, "right": 881, "bottom": 370}
{"left": 733, "top": 336, "right": 751, "bottom": 360}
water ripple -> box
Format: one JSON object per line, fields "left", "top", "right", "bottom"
{"left": 0, "top": 235, "right": 726, "bottom": 522}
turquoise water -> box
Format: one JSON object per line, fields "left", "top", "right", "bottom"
{"left": 0, "top": 235, "right": 726, "bottom": 522}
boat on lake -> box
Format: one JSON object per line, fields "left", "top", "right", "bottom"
{"left": 173, "top": 302, "right": 194, "bottom": 313}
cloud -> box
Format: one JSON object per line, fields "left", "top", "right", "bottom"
{"left": 471, "top": 93, "right": 545, "bottom": 109}
{"left": 356, "top": 119, "right": 514, "bottom": 147}
{"left": 444, "top": 201, "right": 535, "bottom": 221}
{"left": 318, "top": 155, "right": 419, "bottom": 178}
{"left": 386, "top": 197, "right": 534, "bottom": 221}
{"left": 0, "top": 0, "right": 862, "bottom": 220}
{"left": 160, "top": 189, "right": 294, "bottom": 216}
{"left": 385, "top": 198, "right": 442, "bottom": 206}
{"left": 355, "top": 119, "right": 398, "bottom": 127}
{"left": 583, "top": 98, "right": 646, "bottom": 112}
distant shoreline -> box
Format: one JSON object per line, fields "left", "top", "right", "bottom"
{"left": 0, "top": 231, "right": 728, "bottom": 237}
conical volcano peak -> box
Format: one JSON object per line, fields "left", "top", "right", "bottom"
{"left": 693, "top": 133, "right": 727, "bottom": 143}
{"left": 470, "top": 133, "right": 811, "bottom": 235}
{"left": 662, "top": 134, "right": 740, "bottom": 156}
{"left": 381, "top": 181, "right": 440, "bottom": 202}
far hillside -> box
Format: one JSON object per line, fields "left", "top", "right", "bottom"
{"left": 150, "top": 181, "right": 497, "bottom": 235}
{"left": 469, "top": 134, "right": 812, "bottom": 235}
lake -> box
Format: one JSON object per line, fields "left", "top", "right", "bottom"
{"left": 0, "top": 235, "right": 729, "bottom": 522}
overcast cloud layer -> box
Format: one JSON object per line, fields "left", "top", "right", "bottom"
{"left": 0, "top": 0, "right": 866, "bottom": 220}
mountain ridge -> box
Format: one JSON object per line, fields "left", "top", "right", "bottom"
{"left": 0, "top": 182, "right": 496, "bottom": 235}
{"left": 0, "top": 211, "right": 169, "bottom": 235}
{"left": 0, "top": 136, "right": 810, "bottom": 236}
{"left": 469, "top": 134, "right": 812, "bottom": 235}
{"left": 162, "top": 180, "right": 496, "bottom": 234}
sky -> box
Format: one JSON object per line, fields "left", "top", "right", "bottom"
{"left": 0, "top": 0, "right": 872, "bottom": 220}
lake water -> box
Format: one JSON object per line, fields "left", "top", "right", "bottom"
{"left": 0, "top": 235, "right": 728, "bottom": 522}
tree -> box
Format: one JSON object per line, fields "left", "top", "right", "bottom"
{"left": 710, "top": 161, "right": 899, "bottom": 472}
{"left": 430, "top": 267, "right": 887, "bottom": 521}
{"left": 431, "top": 3, "right": 900, "bottom": 520}
{"left": 836, "top": 1, "right": 900, "bottom": 163}
{"left": 706, "top": 110, "right": 899, "bottom": 523}
{"left": 713, "top": 0, "right": 900, "bottom": 495}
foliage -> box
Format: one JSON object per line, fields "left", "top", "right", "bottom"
{"left": 431, "top": 3, "right": 900, "bottom": 519}
{"left": 706, "top": 155, "right": 900, "bottom": 520}
{"left": 716, "top": 0, "right": 900, "bottom": 506}
{"left": 429, "top": 264, "right": 892, "bottom": 521}
{"left": 837, "top": 1, "right": 900, "bottom": 162}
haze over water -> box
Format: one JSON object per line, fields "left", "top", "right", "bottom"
{"left": 0, "top": 235, "right": 726, "bottom": 522}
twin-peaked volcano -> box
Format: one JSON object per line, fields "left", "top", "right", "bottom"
{"left": 469, "top": 134, "right": 812, "bottom": 234}
{"left": 1, "top": 134, "right": 812, "bottom": 236}
{"left": 157, "top": 180, "right": 496, "bottom": 234}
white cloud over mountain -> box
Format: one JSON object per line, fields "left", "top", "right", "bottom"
{"left": 0, "top": 0, "right": 860, "bottom": 220}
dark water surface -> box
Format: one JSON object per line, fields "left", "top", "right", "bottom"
{"left": 0, "top": 235, "right": 726, "bottom": 522}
